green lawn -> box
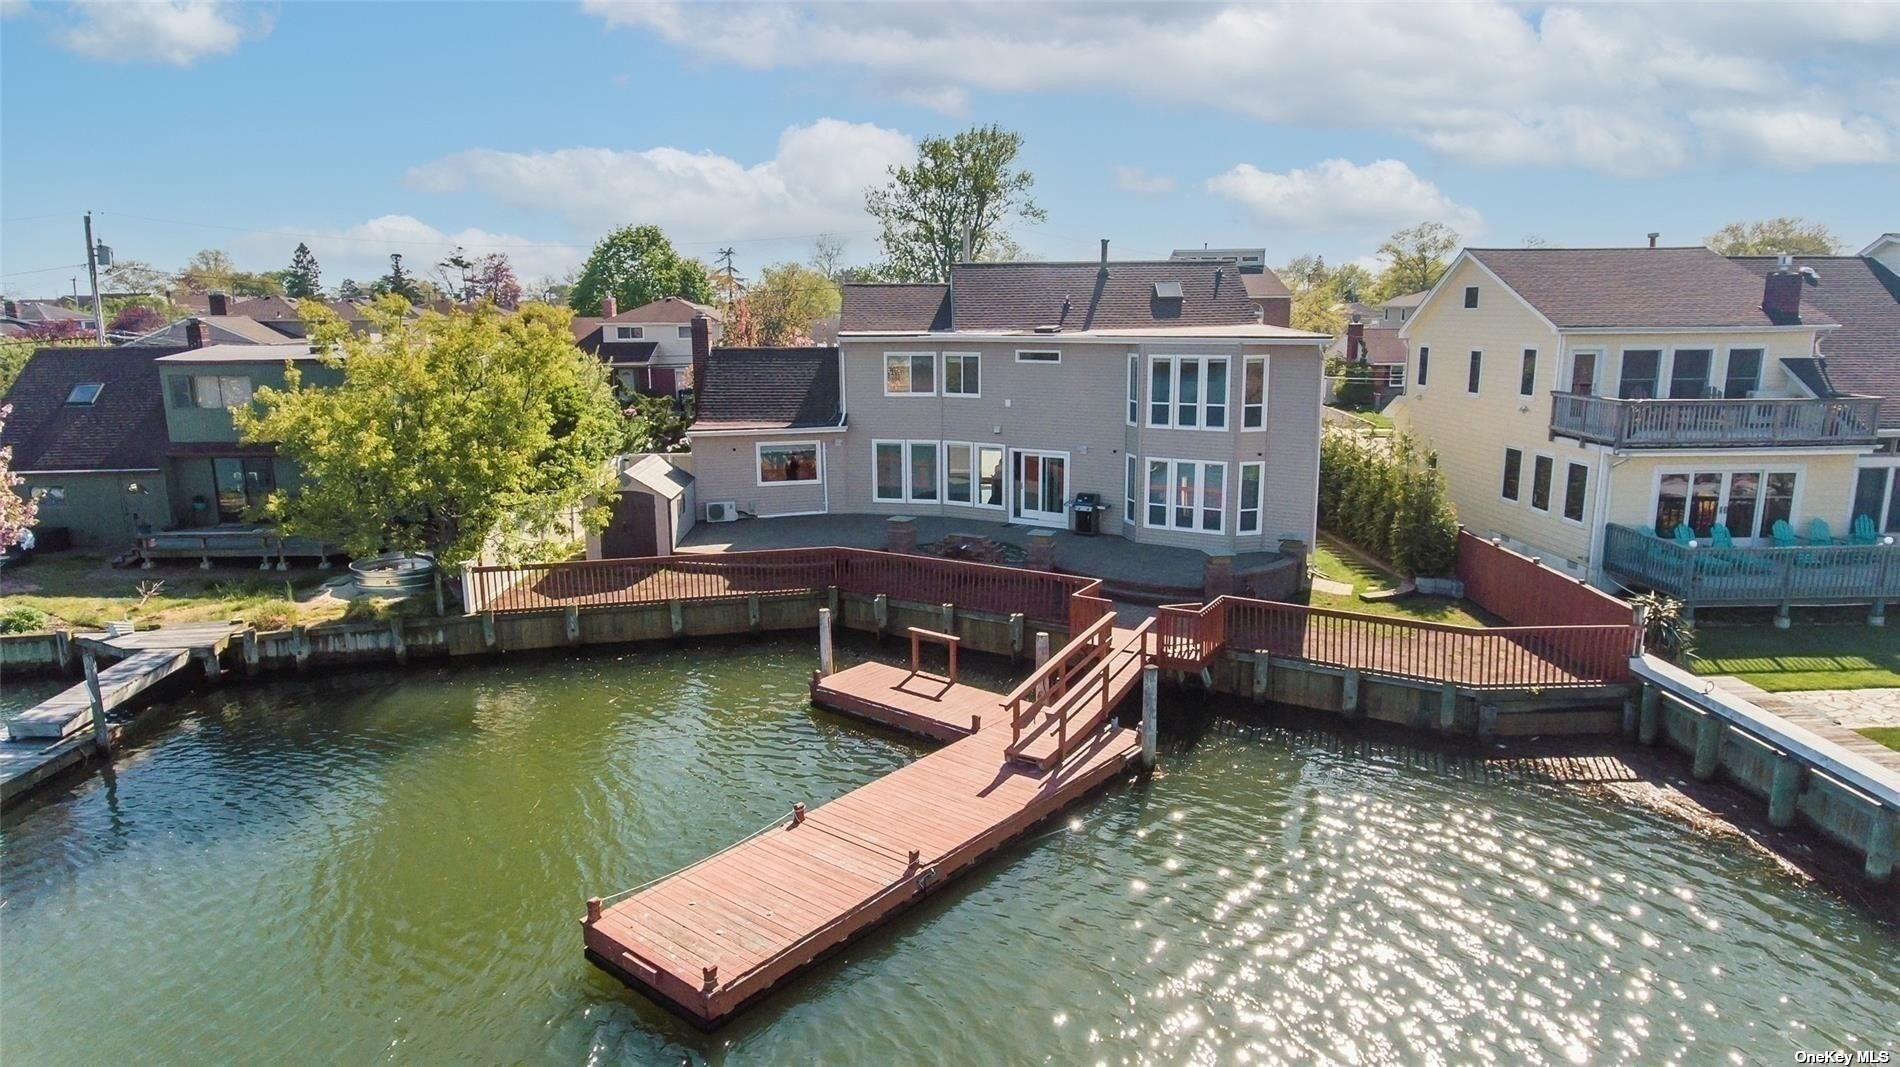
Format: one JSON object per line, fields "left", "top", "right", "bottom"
{"left": 1305, "top": 537, "right": 1494, "bottom": 627}
{"left": 1691, "top": 624, "right": 1900, "bottom": 691}
{"left": 1327, "top": 405, "right": 1393, "bottom": 431}
{"left": 1858, "top": 727, "right": 1900, "bottom": 752}
{"left": 0, "top": 552, "right": 350, "bottom": 631}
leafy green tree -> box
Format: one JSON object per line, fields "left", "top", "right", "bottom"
{"left": 337, "top": 278, "right": 365, "bottom": 301}
{"left": 568, "top": 225, "right": 715, "bottom": 316}
{"left": 1706, "top": 217, "right": 1839, "bottom": 256}
{"left": 742, "top": 262, "right": 842, "bottom": 346}
{"left": 285, "top": 243, "right": 322, "bottom": 299}
{"left": 372, "top": 253, "right": 423, "bottom": 303}
{"left": 1369, "top": 222, "right": 1460, "bottom": 303}
{"left": 233, "top": 299, "right": 625, "bottom": 566}
{"left": 865, "top": 123, "right": 1045, "bottom": 282}
{"left": 620, "top": 392, "right": 693, "bottom": 454}
{"left": 102, "top": 259, "right": 169, "bottom": 294}
{"left": 178, "top": 249, "right": 239, "bottom": 292}
{"left": 1317, "top": 428, "right": 1460, "bottom": 577}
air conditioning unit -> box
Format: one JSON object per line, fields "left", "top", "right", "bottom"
{"left": 704, "top": 501, "right": 739, "bottom": 523}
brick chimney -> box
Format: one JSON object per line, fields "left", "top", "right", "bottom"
{"left": 3, "top": 299, "right": 17, "bottom": 319}
{"left": 1762, "top": 254, "right": 1804, "bottom": 321}
{"left": 185, "top": 318, "right": 211, "bottom": 349}
{"left": 601, "top": 294, "right": 617, "bottom": 319}
{"left": 1345, "top": 316, "right": 1366, "bottom": 362}
{"left": 208, "top": 291, "right": 230, "bottom": 316}
{"left": 690, "top": 313, "right": 711, "bottom": 393}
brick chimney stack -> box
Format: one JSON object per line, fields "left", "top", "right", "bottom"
{"left": 690, "top": 313, "right": 711, "bottom": 393}
{"left": 1762, "top": 254, "right": 1804, "bottom": 322}
{"left": 1345, "top": 316, "right": 1365, "bottom": 361}
{"left": 208, "top": 291, "right": 230, "bottom": 316}
{"left": 186, "top": 318, "right": 211, "bottom": 349}
{"left": 601, "top": 294, "right": 617, "bottom": 318}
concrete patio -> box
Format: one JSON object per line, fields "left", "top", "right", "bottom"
{"left": 677, "top": 513, "right": 1299, "bottom": 600}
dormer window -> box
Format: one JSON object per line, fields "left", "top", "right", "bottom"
{"left": 1154, "top": 281, "right": 1184, "bottom": 300}
{"left": 65, "top": 382, "right": 104, "bottom": 405}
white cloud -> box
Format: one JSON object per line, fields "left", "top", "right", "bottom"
{"left": 583, "top": 1, "right": 1900, "bottom": 174}
{"left": 1113, "top": 166, "right": 1176, "bottom": 196}
{"left": 404, "top": 119, "right": 914, "bottom": 246}
{"left": 1206, "top": 159, "right": 1482, "bottom": 235}
{"left": 54, "top": 1, "right": 266, "bottom": 66}
{"left": 1691, "top": 107, "right": 1896, "bottom": 167}
{"left": 230, "top": 215, "right": 582, "bottom": 288}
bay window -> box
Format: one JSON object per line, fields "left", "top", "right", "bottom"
{"left": 1146, "top": 458, "right": 1226, "bottom": 532}
{"left": 1148, "top": 355, "right": 1230, "bottom": 430}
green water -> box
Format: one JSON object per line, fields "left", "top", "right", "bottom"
{"left": 2, "top": 639, "right": 1895, "bottom": 1064}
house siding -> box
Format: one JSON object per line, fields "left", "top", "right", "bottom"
{"left": 692, "top": 436, "right": 830, "bottom": 517}
{"left": 13, "top": 471, "right": 171, "bottom": 548}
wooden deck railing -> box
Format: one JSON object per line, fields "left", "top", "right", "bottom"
{"left": 1550, "top": 392, "right": 1881, "bottom": 448}
{"left": 1002, "top": 615, "right": 1153, "bottom": 767}
{"left": 1155, "top": 595, "right": 1635, "bottom": 689}
{"left": 463, "top": 547, "right": 1102, "bottom": 629}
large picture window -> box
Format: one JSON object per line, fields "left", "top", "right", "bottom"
{"left": 943, "top": 441, "right": 1006, "bottom": 508}
{"left": 1655, "top": 469, "right": 1799, "bottom": 540}
{"left": 884, "top": 352, "right": 936, "bottom": 395}
{"left": 192, "top": 374, "right": 253, "bottom": 409}
{"left": 1619, "top": 349, "right": 1661, "bottom": 399}
{"left": 1145, "top": 458, "right": 1226, "bottom": 532}
{"left": 1149, "top": 356, "right": 1229, "bottom": 430}
{"left": 757, "top": 442, "right": 820, "bottom": 485}
{"left": 943, "top": 352, "right": 980, "bottom": 396}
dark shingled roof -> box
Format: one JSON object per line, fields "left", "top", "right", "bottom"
{"left": 1, "top": 346, "right": 182, "bottom": 471}
{"left": 1469, "top": 247, "right": 1837, "bottom": 329}
{"left": 1241, "top": 271, "right": 1292, "bottom": 300}
{"left": 1731, "top": 254, "right": 1900, "bottom": 429}
{"left": 840, "top": 260, "right": 1262, "bottom": 333}
{"left": 689, "top": 346, "right": 842, "bottom": 431}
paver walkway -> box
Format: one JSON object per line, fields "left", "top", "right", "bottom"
{"left": 1709, "top": 677, "right": 1900, "bottom": 774}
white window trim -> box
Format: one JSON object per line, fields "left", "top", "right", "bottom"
{"left": 1528, "top": 452, "right": 1555, "bottom": 513}
{"left": 1564, "top": 346, "right": 1604, "bottom": 396}
{"left": 1148, "top": 355, "right": 1175, "bottom": 428}
{"left": 974, "top": 444, "right": 1005, "bottom": 510}
{"left": 1463, "top": 285, "right": 1479, "bottom": 309}
{"left": 1015, "top": 349, "right": 1061, "bottom": 364}
{"left": 941, "top": 351, "right": 981, "bottom": 398}
{"left": 755, "top": 441, "right": 823, "bottom": 488}
{"left": 1143, "top": 457, "right": 1227, "bottom": 533}
{"left": 1664, "top": 344, "right": 1719, "bottom": 400}
{"left": 1416, "top": 345, "right": 1430, "bottom": 392}
{"left": 1560, "top": 460, "right": 1589, "bottom": 526}
{"left": 1501, "top": 447, "right": 1524, "bottom": 504}
{"left": 1465, "top": 350, "right": 1484, "bottom": 396}
{"left": 1126, "top": 352, "right": 1139, "bottom": 426}
{"left": 1147, "top": 354, "right": 1231, "bottom": 431}
{"left": 1518, "top": 346, "right": 1539, "bottom": 398}
{"left": 872, "top": 438, "right": 943, "bottom": 504}
{"left": 1238, "top": 461, "right": 1264, "bottom": 534}
{"left": 1614, "top": 345, "right": 1665, "bottom": 400}
{"left": 615, "top": 325, "right": 644, "bottom": 340}
{"left": 1648, "top": 464, "right": 1808, "bottom": 544}
{"left": 1242, "top": 355, "right": 1269, "bottom": 429}
{"left": 1718, "top": 344, "right": 1767, "bottom": 399}
{"left": 1385, "top": 364, "right": 1406, "bottom": 388}
{"left": 943, "top": 441, "right": 976, "bottom": 505}
{"left": 1124, "top": 454, "right": 1138, "bottom": 525}
{"left": 882, "top": 351, "right": 938, "bottom": 397}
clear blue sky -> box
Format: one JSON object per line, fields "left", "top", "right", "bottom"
{"left": 3, "top": 1, "right": 1894, "bottom": 296}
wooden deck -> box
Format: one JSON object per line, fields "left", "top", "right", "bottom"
{"left": 586, "top": 622, "right": 1150, "bottom": 1027}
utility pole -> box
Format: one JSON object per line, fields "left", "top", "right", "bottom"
{"left": 83, "top": 212, "right": 107, "bottom": 344}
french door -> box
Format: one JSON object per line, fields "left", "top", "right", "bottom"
{"left": 1009, "top": 449, "right": 1068, "bottom": 526}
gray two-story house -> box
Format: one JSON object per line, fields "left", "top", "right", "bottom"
{"left": 685, "top": 254, "right": 1329, "bottom": 558}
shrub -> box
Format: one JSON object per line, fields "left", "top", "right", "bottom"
{"left": 1632, "top": 592, "right": 1696, "bottom": 663}
{"left": 0, "top": 604, "right": 51, "bottom": 634}
{"left": 1318, "top": 428, "right": 1460, "bottom": 577}
{"left": 250, "top": 601, "right": 296, "bottom": 630}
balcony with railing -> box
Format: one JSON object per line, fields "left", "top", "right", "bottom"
{"left": 1601, "top": 522, "right": 1899, "bottom": 613}
{"left": 1549, "top": 392, "right": 1881, "bottom": 449}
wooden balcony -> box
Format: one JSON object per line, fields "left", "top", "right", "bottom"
{"left": 1549, "top": 392, "right": 1881, "bottom": 449}
{"left": 1602, "top": 523, "right": 1899, "bottom": 612}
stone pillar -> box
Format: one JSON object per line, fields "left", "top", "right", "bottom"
{"left": 885, "top": 516, "right": 918, "bottom": 554}
{"left": 1026, "top": 530, "right": 1057, "bottom": 572}
{"left": 1203, "top": 553, "right": 1235, "bottom": 598}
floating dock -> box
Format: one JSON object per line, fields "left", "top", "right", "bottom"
{"left": 584, "top": 616, "right": 1154, "bottom": 1027}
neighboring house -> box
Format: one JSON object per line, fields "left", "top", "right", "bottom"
{"left": 685, "top": 252, "right": 1330, "bottom": 557}
{"left": 1324, "top": 317, "right": 1408, "bottom": 407}
{"left": 1390, "top": 245, "right": 1885, "bottom": 586}
{"left": 1339, "top": 300, "right": 1378, "bottom": 323}
{"left": 572, "top": 295, "right": 723, "bottom": 397}
{"left": 2, "top": 299, "right": 96, "bottom": 333}
{"left": 0, "top": 346, "right": 180, "bottom": 547}
{"left": 1730, "top": 247, "right": 1900, "bottom": 535}
{"left": 125, "top": 314, "right": 305, "bottom": 348}
{"left": 1168, "top": 247, "right": 1291, "bottom": 327}
{"left": 1169, "top": 247, "right": 1269, "bottom": 272}
{"left": 1377, "top": 290, "right": 1428, "bottom": 324}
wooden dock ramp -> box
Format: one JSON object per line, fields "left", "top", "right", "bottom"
{"left": 585, "top": 615, "right": 1155, "bottom": 1027}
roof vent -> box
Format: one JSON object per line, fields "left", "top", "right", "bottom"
{"left": 1154, "top": 281, "right": 1184, "bottom": 300}
{"left": 1034, "top": 324, "right": 1063, "bottom": 334}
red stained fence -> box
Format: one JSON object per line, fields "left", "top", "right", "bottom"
{"left": 1455, "top": 529, "right": 1636, "bottom": 628}
{"left": 465, "top": 547, "right": 1100, "bottom": 630}
{"left": 1159, "top": 596, "right": 1635, "bottom": 689}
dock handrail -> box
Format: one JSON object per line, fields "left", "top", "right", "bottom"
{"left": 1002, "top": 613, "right": 1116, "bottom": 747}
{"left": 1004, "top": 617, "right": 1154, "bottom": 766}
{"left": 905, "top": 626, "right": 961, "bottom": 684}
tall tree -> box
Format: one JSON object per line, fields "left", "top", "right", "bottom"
{"left": 1369, "top": 222, "right": 1460, "bottom": 303}
{"left": 740, "top": 262, "right": 843, "bottom": 346}
{"left": 372, "top": 253, "right": 423, "bottom": 303}
{"left": 285, "top": 243, "right": 323, "bottom": 299}
{"left": 0, "top": 403, "right": 36, "bottom": 549}
{"left": 864, "top": 123, "right": 1045, "bottom": 282}
{"left": 436, "top": 246, "right": 477, "bottom": 301}
{"left": 568, "top": 225, "right": 715, "bottom": 316}
{"left": 471, "top": 252, "right": 522, "bottom": 309}
{"left": 337, "top": 278, "right": 365, "bottom": 301}
{"left": 809, "top": 234, "right": 847, "bottom": 281}
{"left": 1706, "top": 217, "right": 1840, "bottom": 256}
{"left": 178, "top": 249, "right": 240, "bottom": 293}
{"left": 102, "top": 259, "right": 168, "bottom": 294}
{"left": 233, "top": 299, "right": 625, "bottom": 566}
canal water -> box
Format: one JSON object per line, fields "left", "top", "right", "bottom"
{"left": 2, "top": 638, "right": 1894, "bottom": 1064}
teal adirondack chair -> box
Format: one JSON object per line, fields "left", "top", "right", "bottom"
{"left": 1672, "top": 522, "right": 1695, "bottom": 545}
{"left": 1710, "top": 524, "right": 1735, "bottom": 547}
{"left": 1850, "top": 514, "right": 1879, "bottom": 545}
{"left": 1807, "top": 518, "right": 1837, "bottom": 544}
{"left": 1771, "top": 520, "right": 1799, "bottom": 548}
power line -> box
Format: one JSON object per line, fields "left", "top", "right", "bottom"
{"left": 0, "top": 262, "right": 87, "bottom": 278}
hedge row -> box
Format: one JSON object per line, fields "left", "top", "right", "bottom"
{"left": 1317, "top": 429, "right": 1459, "bottom": 578}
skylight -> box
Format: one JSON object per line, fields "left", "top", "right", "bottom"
{"left": 65, "top": 382, "right": 103, "bottom": 406}
{"left": 1154, "top": 281, "right": 1184, "bottom": 300}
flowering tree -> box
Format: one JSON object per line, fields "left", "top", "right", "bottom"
{"left": 26, "top": 319, "right": 88, "bottom": 342}
{"left": 109, "top": 303, "right": 168, "bottom": 335}
{"left": 0, "top": 404, "right": 37, "bottom": 549}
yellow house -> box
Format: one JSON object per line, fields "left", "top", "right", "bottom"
{"left": 1389, "top": 246, "right": 1891, "bottom": 613}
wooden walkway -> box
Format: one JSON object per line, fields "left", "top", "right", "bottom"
{"left": 585, "top": 622, "right": 1151, "bottom": 1027}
